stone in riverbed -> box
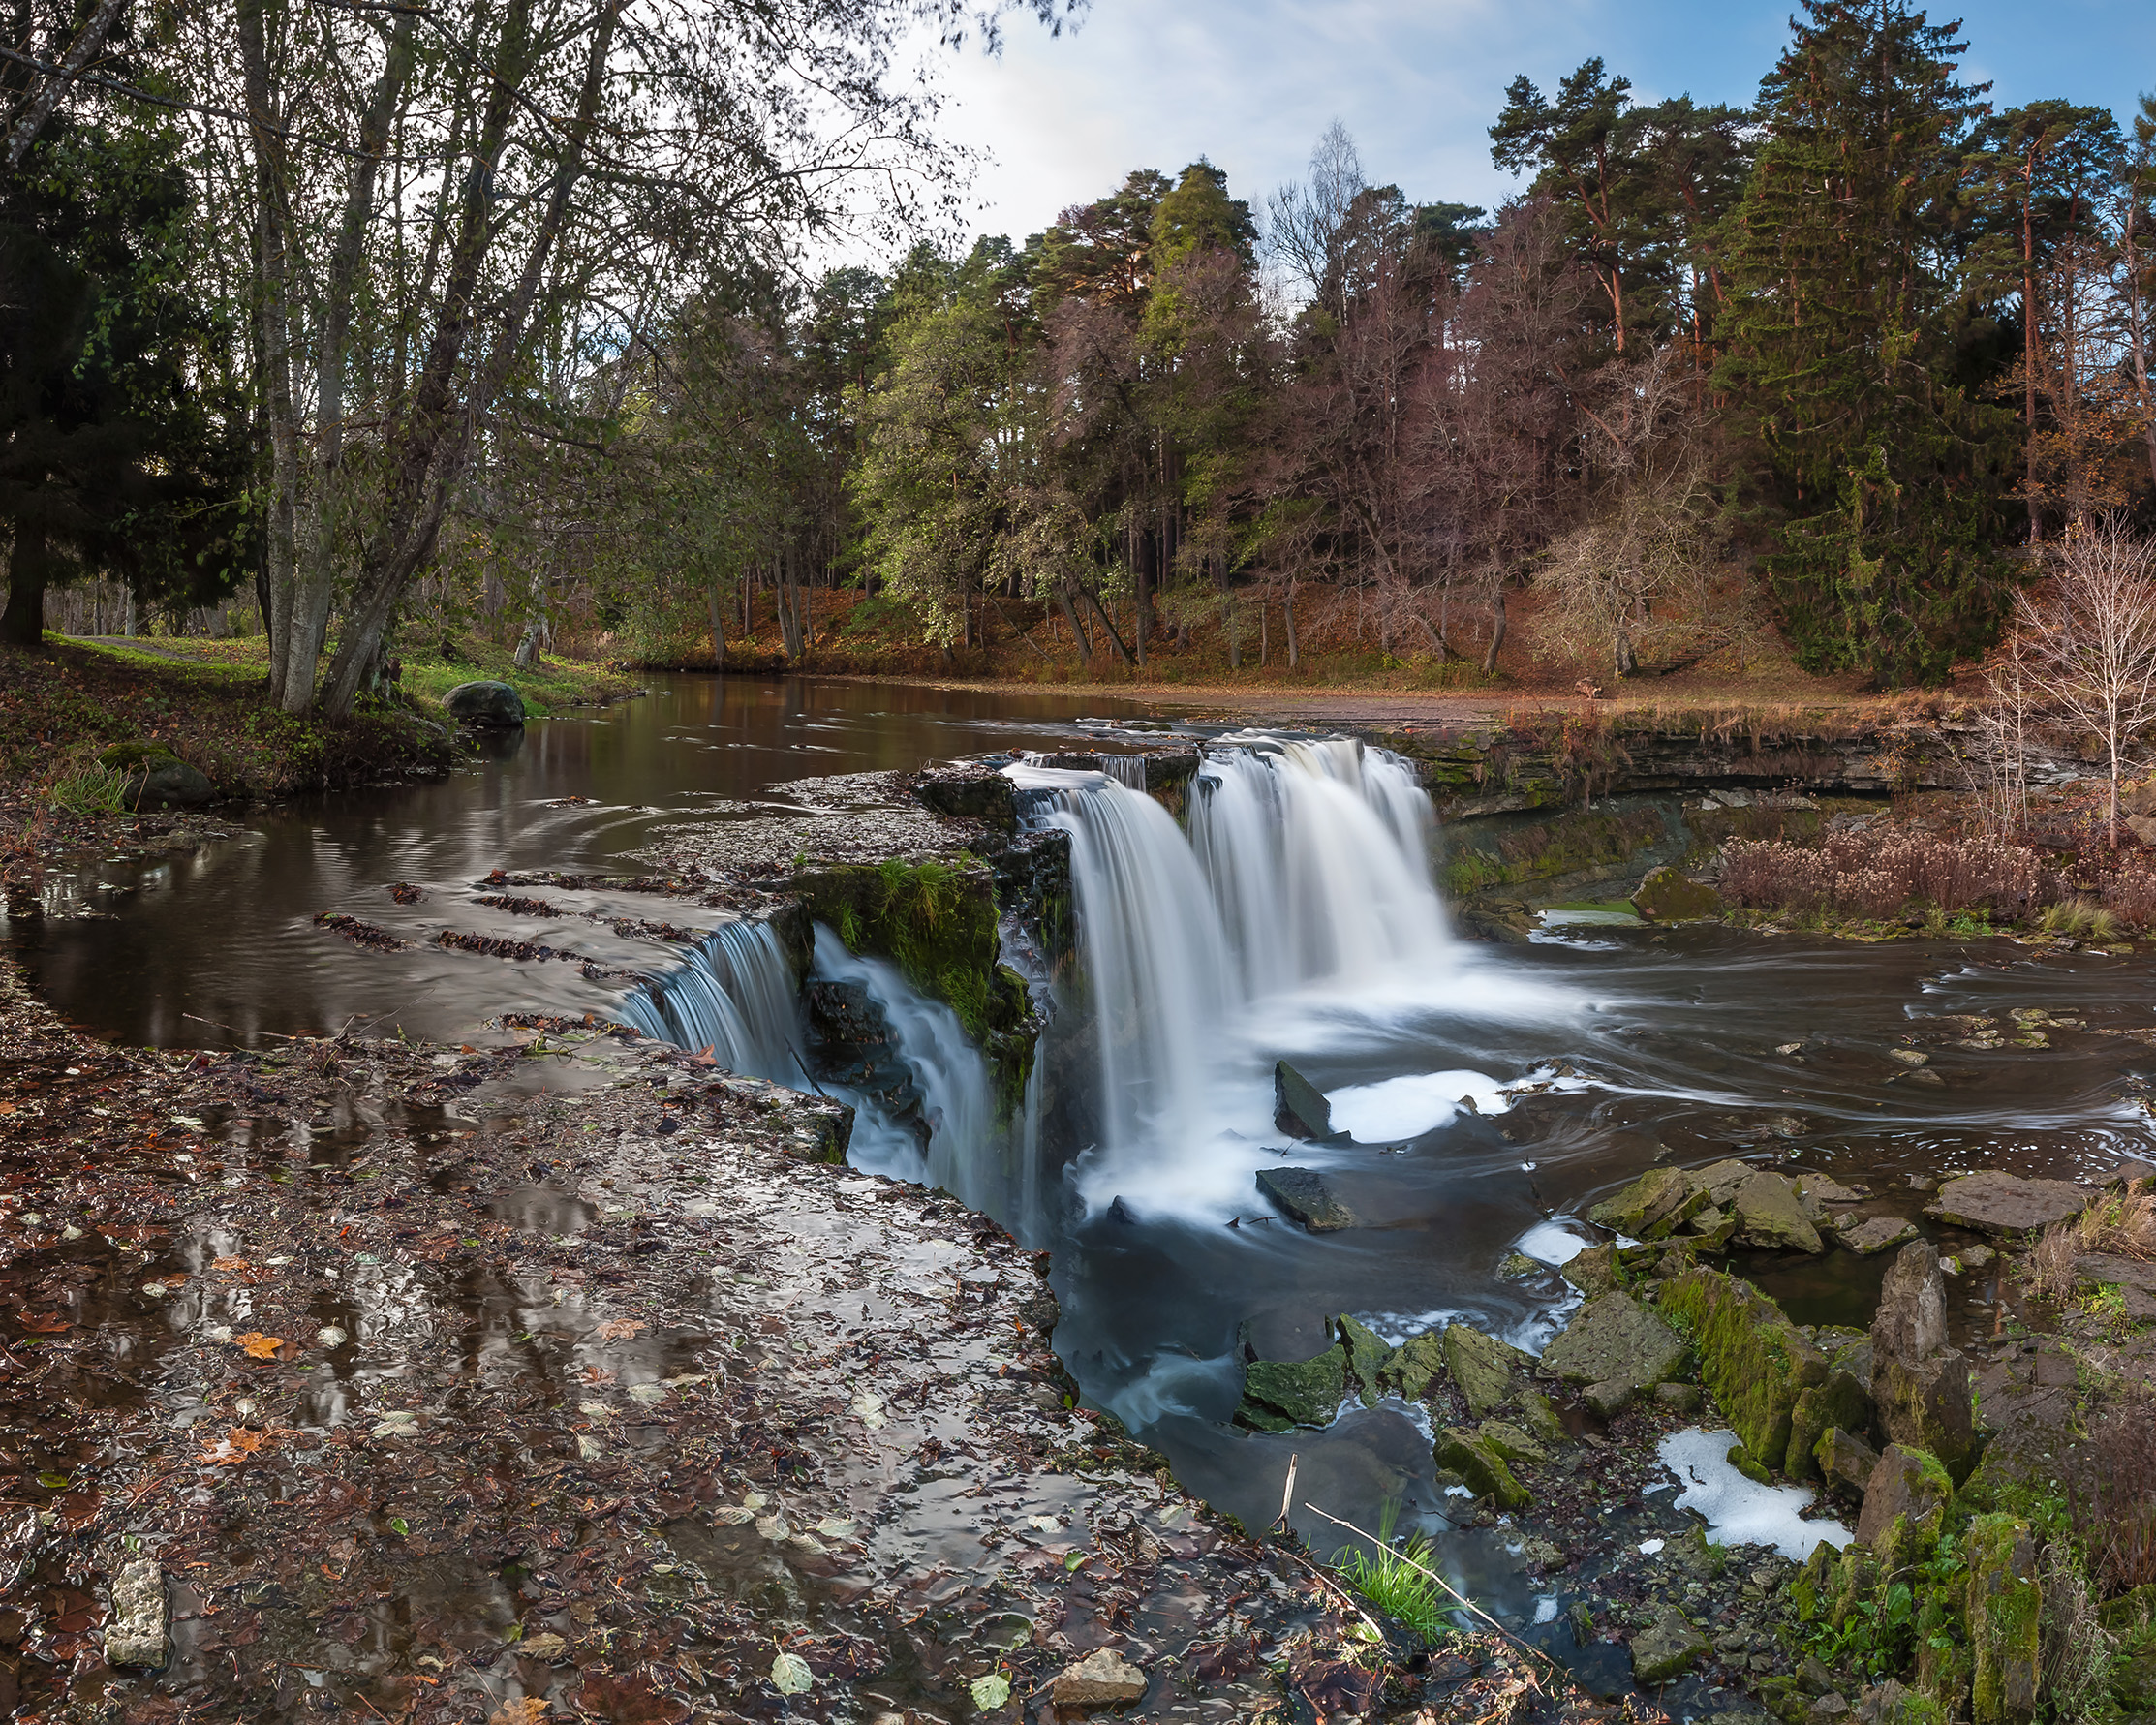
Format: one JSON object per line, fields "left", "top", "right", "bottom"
{"left": 1050, "top": 1648, "right": 1148, "bottom": 1709}
{"left": 1383, "top": 1330, "right": 1448, "bottom": 1402}
{"left": 1785, "top": 1369, "right": 1873, "bottom": 1481}
{"left": 1732, "top": 1171, "right": 1824, "bottom": 1253}
{"left": 1857, "top": 1444, "right": 1953, "bottom": 1557}
{"left": 1443, "top": 1322, "right": 1532, "bottom": 1417}
{"left": 1255, "top": 1166, "right": 1354, "bottom": 1232}
{"left": 1632, "top": 866, "right": 1722, "bottom": 923}
{"left": 1561, "top": 1242, "right": 1620, "bottom": 1297}
{"left": 1588, "top": 1166, "right": 1709, "bottom": 1240}
{"left": 104, "top": 1560, "right": 168, "bottom": 1668}
{"left": 1339, "top": 1314, "right": 1393, "bottom": 1404}
{"left": 1925, "top": 1170, "right": 2087, "bottom": 1237}
{"left": 1630, "top": 1604, "right": 1711, "bottom": 1684}
{"left": 1870, "top": 1243, "right": 1975, "bottom": 1483}
{"left": 1273, "top": 1060, "right": 1340, "bottom": 1141}
{"left": 2075, "top": 1253, "right": 2156, "bottom": 1319}
{"left": 1432, "top": 1426, "right": 1529, "bottom": 1510}
{"left": 1696, "top": 1157, "right": 1763, "bottom": 1208}
{"left": 1540, "top": 1291, "right": 1687, "bottom": 1398}
{"left": 443, "top": 680, "right": 527, "bottom": 726}
{"left": 1236, "top": 1341, "right": 1347, "bottom": 1431}
{"left": 1476, "top": 1419, "right": 1549, "bottom": 1465}
{"left": 1814, "top": 1427, "right": 1882, "bottom": 1498}
{"left": 1837, "top": 1215, "right": 1919, "bottom": 1256}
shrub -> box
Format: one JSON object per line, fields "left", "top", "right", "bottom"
{"left": 2102, "top": 871, "right": 2156, "bottom": 929}
{"left": 2060, "top": 1385, "right": 2156, "bottom": 1597}
{"left": 1721, "top": 830, "right": 2045, "bottom": 921}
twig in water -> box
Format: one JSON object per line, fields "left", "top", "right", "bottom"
{"left": 1274, "top": 1453, "right": 1298, "bottom": 1532}
{"left": 1302, "top": 1503, "right": 1556, "bottom": 1678}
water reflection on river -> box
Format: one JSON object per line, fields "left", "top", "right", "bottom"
{"left": 4, "top": 674, "right": 1162, "bottom": 1047}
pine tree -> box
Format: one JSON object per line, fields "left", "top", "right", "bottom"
{"left": 1715, "top": 0, "right": 2018, "bottom": 686}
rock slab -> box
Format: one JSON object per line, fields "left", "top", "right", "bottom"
{"left": 105, "top": 1559, "right": 168, "bottom": 1668}
{"left": 1925, "top": 1170, "right": 2087, "bottom": 1236}
{"left": 1857, "top": 1443, "right": 1953, "bottom": 1552}
{"left": 1732, "top": 1170, "right": 1824, "bottom": 1253}
{"left": 1965, "top": 1515, "right": 2040, "bottom": 1725}
{"left": 1273, "top": 1060, "right": 1339, "bottom": 1141}
{"left": 1443, "top": 1323, "right": 1528, "bottom": 1418}
{"left": 1838, "top": 1215, "right": 1918, "bottom": 1256}
{"left": 1254, "top": 1166, "right": 1354, "bottom": 1232}
{"left": 1540, "top": 1291, "right": 1687, "bottom": 1395}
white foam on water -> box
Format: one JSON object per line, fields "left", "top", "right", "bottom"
{"left": 1516, "top": 1221, "right": 1591, "bottom": 1266}
{"left": 1532, "top": 1595, "right": 1559, "bottom": 1624}
{"left": 1657, "top": 1428, "right": 1852, "bottom": 1560}
{"left": 1326, "top": 1069, "right": 1512, "bottom": 1140}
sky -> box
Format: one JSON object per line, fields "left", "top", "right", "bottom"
{"left": 918, "top": 0, "right": 2156, "bottom": 249}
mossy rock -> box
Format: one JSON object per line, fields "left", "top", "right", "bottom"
{"left": 1785, "top": 1368, "right": 1872, "bottom": 1481}
{"left": 1655, "top": 1268, "right": 1826, "bottom": 1471}
{"left": 1338, "top": 1315, "right": 1393, "bottom": 1407}
{"left": 98, "top": 741, "right": 213, "bottom": 809}
{"left": 1236, "top": 1345, "right": 1347, "bottom": 1431}
{"left": 792, "top": 858, "right": 1025, "bottom": 1049}
{"left": 1631, "top": 866, "right": 1722, "bottom": 923}
{"left": 1432, "top": 1426, "right": 1529, "bottom": 1510}
{"left": 1382, "top": 1331, "right": 1448, "bottom": 1402}
{"left": 1965, "top": 1514, "right": 2040, "bottom": 1725}
{"left": 1587, "top": 1166, "right": 1708, "bottom": 1239}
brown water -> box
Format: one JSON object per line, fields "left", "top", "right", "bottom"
{"left": 3, "top": 674, "right": 1166, "bottom": 1049}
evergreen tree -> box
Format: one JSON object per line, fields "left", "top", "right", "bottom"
{"left": 1716, "top": 0, "right": 2018, "bottom": 686}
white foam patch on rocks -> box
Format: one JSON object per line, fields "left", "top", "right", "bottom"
{"left": 1657, "top": 1427, "right": 1853, "bottom": 1560}
{"left": 1325, "top": 1069, "right": 1511, "bottom": 1139}
{"left": 1516, "top": 1220, "right": 1591, "bottom": 1265}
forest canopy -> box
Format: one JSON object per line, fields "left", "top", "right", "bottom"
{"left": 2, "top": 0, "right": 2154, "bottom": 694}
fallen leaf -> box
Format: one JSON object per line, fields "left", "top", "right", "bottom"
{"left": 595, "top": 1318, "right": 646, "bottom": 1340}
{"left": 228, "top": 1428, "right": 268, "bottom": 1455}
{"left": 518, "top": 1631, "right": 569, "bottom": 1661}
{"left": 211, "top": 1256, "right": 248, "bottom": 1272}
{"left": 490, "top": 1703, "right": 550, "bottom": 1725}
{"left": 770, "top": 1651, "right": 814, "bottom": 1696}
{"left": 17, "top": 1312, "right": 70, "bottom": 1333}
{"left": 970, "top": 1674, "right": 1012, "bottom": 1710}
{"left": 234, "top": 1332, "right": 284, "bottom": 1359}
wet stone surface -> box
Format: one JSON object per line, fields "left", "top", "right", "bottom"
{"left": 0, "top": 959, "right": 1601, "bottom": 1724}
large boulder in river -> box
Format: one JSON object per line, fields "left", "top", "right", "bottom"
{"left": 1731, "top": 1171, "right": 1824, "bottom": 1253}
{"left": 1235, "top": 1340, "right": 1346, "bottom": 1432}
{"left": 1273, "top": 1060, "right": 1340, "bottom": 1141}
{"left": 1631, "top": 866, "right": 1722, "bottom": 923}
{"left": 99, "top": 742, "right": 214, "bottom": 810}
{"left": 1432, "top": 1426, "right": 1529, "bottom": 1510}
{"left": 442, "top": 680, "right": 526, "bottom": 726}
{"left": 1442, "top": 1323, "right": 1533, "bottom": 1418}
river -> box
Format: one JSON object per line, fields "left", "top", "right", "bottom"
{"left": 10, "top": 670, "right": 2153, "bottom": 1649}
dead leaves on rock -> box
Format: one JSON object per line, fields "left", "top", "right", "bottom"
{"left": 595, "top": 1318, "right": 647, "bottom": 1340}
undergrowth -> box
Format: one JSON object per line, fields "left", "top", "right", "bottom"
{"left": 1335, "top": 1505, "right": 1451, "bottom": 1644}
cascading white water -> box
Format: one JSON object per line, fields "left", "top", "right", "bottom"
{"left": 810, "top": 926, "right": 998, "bottom": 1213}
{"left": 1008, "top": 735, "right": 1459, "bottom": 1217}
{"left": 618, "top": 918, "right": 803, "bottom": 1081}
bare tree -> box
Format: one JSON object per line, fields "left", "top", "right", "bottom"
{"left": 1265, "top": 121, "right": 1366, "bottom": 317}
{"left": 2017, "top": 520, "right": 2156, "bottom": 843}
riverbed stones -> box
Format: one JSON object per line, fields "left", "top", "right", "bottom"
{"left": 1630, "top": 1604, "right": 1711, "bottom": 1684}
{"left": 1786, "top": 1369, "right": 1874, "bottom": 1481}
{"left": 1339, "top": 1314, "right": 1392, "bottom": 1404}
{"left": 1433, "top": 1426, "right": 1529, "bottom": 1510}
{"left": 1236, "top": 1342, "right": 1348, "bottom": 1431}
{"left": 1383, "top": 1330, "right": 1448, "bottom": 1401}
{"left": 1697, "top": 1158, "right": 1763, "bottom": 1208}
{"left": 1476, "top": 1419, "right": 1549, "bottom": 1466}
{"left": 1925, "top": 1170, "right": 2088, "bottom": 1237}
{"left": 104, "top": 1560, "right": 168, "bottom": 1668}
{"left": 1871, "top": 1243, "right": 1975, "bottom": 1483}
{"left": 1255, "top": 1166, "right": 1354, "bottom": 1232}
{"left": 1588, "top": 1166, "right": 1709, "bottom": 1239}
{"left": 1814, "top": 1427, "right": 1882, "bottom": 1497}
{"left": 1658, "top": 1268, "right": 1827, "bottom": 1469}
{"left": 1443, "top": 1322, "right": 1531, "bottom": 1417}
{"left": 1632, "top": 867, "right": 1723, "bottom": 923}
{"left": 1856, "top": 1444, "right": 1953, "bottom": 1556}
{"left": 1732, "top": 1171, "right": 1824, "bottom": 1253}
{"left": 1050, "top": 1648, "right": 1148, "bottom": 1709}
{"left": 1965, "top": 1515, "right": 2041, "bottom": 1725}
{"left": 1540, "top": 1291, "right": 1687, "bottom": 1403}
{"left": 2074, "top": 1252, "right": 2156, "bottom": 1318}
{"left": 1273, "top": 1060, "right": 1340, "bottom": 1141}
{"left": 443, "top": 680, "right": 527, "bottom": 726}
{"left": 1837, "top": 1215, "right": 1919, "bottom": 1256}
{"left": 1561, "top": 1242, "right": 1620, "bottom": 1296}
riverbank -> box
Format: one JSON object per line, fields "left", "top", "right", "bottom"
{"left": 0, "top": 942, "right": 1595, "bottom": 1723}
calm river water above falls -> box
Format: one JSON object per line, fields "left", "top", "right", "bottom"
{"left": 10, "top": 673, "right": 2156, "bottom": 1634}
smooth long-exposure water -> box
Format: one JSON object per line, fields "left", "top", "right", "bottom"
{"left": 13, "top": 673, "right": 2156, "bottom": 1646}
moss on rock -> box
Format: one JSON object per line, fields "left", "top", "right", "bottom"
{"left": 1656, "top": 1268, "right": 1826, "bottom": 1471}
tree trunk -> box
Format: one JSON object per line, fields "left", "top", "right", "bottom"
{"left": 2127, "top": 201, "right": 2156, "bottom": 487}
{"left": 318, "top": 0, "right": 614, "bottom": 720}
{"left": 707, "top": 572, "right": 726, "bottom": 671}
{"left": 1284, "top": 581, "right": 1299, "bottom": 669}
{"left": 1078, "top": 584, "right": 1134, "bottom": 667}
{"left": 2021, "top": 161, "right": 2042, "bottom": 545}
{"left": 0, "top": 519, "right": 46, "bottom": 646}
{"left": 237, "top": 0, "right": 305, "bottom": 709}
{"left": 4, "top": 0, "right": 128, "bottom": 169}
{"left": 1482, "top": 584, "right": 1508, "bottom": 677}
{"left": 1057, "top": 584, "right": 1090, "bottom": 658}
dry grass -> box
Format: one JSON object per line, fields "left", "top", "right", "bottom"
{"left": 2027, "top": 1181, "right": 2156, "bottom": 1305}
{"left": 2061, "top": 1381, "right": 2156, "bottom": 1597}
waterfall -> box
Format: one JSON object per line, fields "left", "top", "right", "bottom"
{"left": 811, "top": 927, "right": 998, "bottom": 1213}
{"left": 618, "top": 918, "right": 802, "bottom": 1080}
{"left": 1006, "top": 736, "right": 1455, "bottom": 1217}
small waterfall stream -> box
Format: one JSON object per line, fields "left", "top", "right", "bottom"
{"left": 618, "top": 919, "right": 803, "bottom": 1080}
